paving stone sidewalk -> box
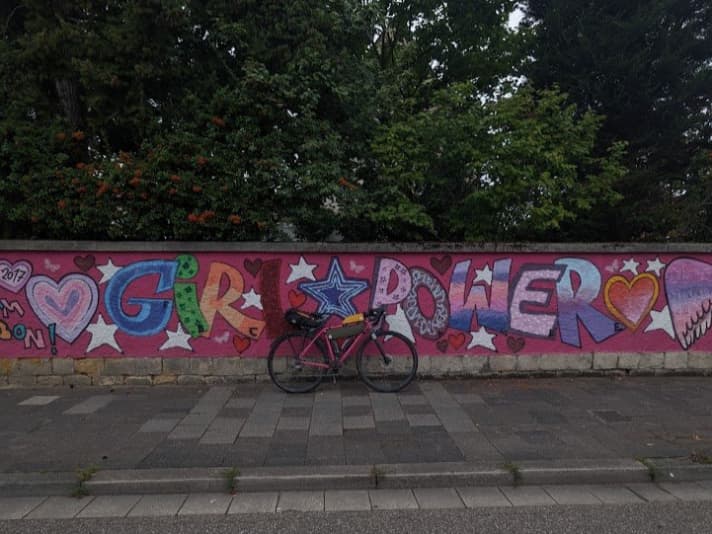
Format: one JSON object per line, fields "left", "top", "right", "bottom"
{"left": 2, "top": 376, "right": 712, "bottom": 474}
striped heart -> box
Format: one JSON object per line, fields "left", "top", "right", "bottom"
{"left": 25, "top": 274, "right": 98, "bottom": 343}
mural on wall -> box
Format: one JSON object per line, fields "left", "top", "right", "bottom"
{"left": 0, "top": 251, "right": 710, "bottom": 358}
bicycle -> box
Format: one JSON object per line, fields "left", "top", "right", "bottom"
{"left": 267, "top": 307, "right": 418, "bottom": 393}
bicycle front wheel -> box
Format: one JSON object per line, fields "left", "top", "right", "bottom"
{"left": 356, "top": 330, "right": 418, "bottom": 393}
{"left": 267, "top": 331, "right": 328, "bottom": 393}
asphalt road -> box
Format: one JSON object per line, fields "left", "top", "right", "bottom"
{"left": 3, "top": 502, "right": 712, "bottom": 534}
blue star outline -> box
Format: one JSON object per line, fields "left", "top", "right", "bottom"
{"left": 299, "top": 258, "right": 369, "bottom": 318}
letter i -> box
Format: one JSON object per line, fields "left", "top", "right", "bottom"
{"left": 174, "top": 255, "right": 209, "bottom": 337}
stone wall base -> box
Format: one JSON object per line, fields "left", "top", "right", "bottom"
{"left": 1, "top": 352, "right": 711, "bottom": 386}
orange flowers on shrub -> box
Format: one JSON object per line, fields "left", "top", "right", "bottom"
{"left": 187, "top": 211, "right": 216, "bottom": 224}
{"left": 170, "top": 174, "right": 181, "bottom": 183}
{"left": 228, "top": 214, "right": 242, "bottom": 224}
{"left": 129, "top": 170, "right": 142, "bottom": 188}
{"left": 96, "top": 182, "right": 110, "bottom": 198}
{"left": 192, "top": 184, "right": 202, "bottom": 193}
{"left": 211, "top": 116, "right": 226, "bottom": 128}
{"left": 71, "top": 131, "right": 85, "bottom": 142}
{"left": 338, "top": 177, "right": 358, "bottom": 190}
{"left": 196, "top": 156, "right": 208, "bottom": 166}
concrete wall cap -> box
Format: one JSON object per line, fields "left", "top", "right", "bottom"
{"left": 0, "top": 240, "right": 709, "bottom": 254}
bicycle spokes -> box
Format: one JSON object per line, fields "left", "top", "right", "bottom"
{"left": 267, "top": 331, "right": 329, "bottom": 393}
{"left": 357, "top": 331, "right": 418, "bottom": 393}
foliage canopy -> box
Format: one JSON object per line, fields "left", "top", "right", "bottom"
{"left": 1, "top": 0, "right": 709, "bottom": 242}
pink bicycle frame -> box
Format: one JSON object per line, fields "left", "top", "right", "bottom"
{"left": 296, "top": 319, "right": 378, "bottom": 370}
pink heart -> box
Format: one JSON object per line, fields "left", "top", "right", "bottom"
{"left": 0, "top": 260, "right": 32, "bottom": 293}
{"left": 25, "top": 274, "right": 99, "bottom": 343}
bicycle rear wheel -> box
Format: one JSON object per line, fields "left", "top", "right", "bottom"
{"left": 356, "top": 330, "right": 418, "bottom": 393}
{"left": 268, "top": 331, "right": 328, "bottom": 393}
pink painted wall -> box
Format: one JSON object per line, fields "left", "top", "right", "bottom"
{"left": 0, "top": 250, "right": 709, "bottom": 358}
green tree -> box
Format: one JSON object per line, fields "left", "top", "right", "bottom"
{"left": 1, "top": 1, "right": 634, "bottom": 244}
{"left": 0, "top": 0, "right": 378, "bottom": 241}
{"left": 524, "top": 0, "right": 712, "bottom": 240}
{"left": 333, "top": 0, "right": 533, "bottom": 240}
{"left": 367, "top": 0, "right": 525, "bottom": 116}
{"left": 345, "top": 84, "right": 625, "bottom": 241}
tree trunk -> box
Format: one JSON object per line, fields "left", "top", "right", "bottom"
{"left": 54, "top": 78, "right": 82, "bottom": 129}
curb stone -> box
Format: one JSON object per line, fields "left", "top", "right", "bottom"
{"left": 3, "top": 458, "right": 710, "bottom": 498}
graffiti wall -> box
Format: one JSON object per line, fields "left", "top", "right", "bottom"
{"left": 0, "top": 249, "right": 710, "bottom": 359}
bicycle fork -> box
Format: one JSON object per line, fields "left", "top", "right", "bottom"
{"left": 374, "top": 336, "right": 393, "bottom": 366}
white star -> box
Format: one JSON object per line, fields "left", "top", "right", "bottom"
{"left": 474, "top": 264, "right": 493, "bottom": 285}
{"left": 241, "top": 288, "right": 263, "bottom": 310}
{"left": 97, "top": 259, "right": 122, "bottom": 284}
{"left": 286, "top": 256, "right": 317, "bottom": 284}
{"left": 644, "top": 306, "right": 675, "bottom": 339}
{"left": 621, "top": 258, "right": 640, "bottom": 276}
{"left": 385, "top": 304, "right": 415, "bottom": 343}
{"left": 467, "top": 326, "right": 497, "bottom": 351}
{"left": 159, "top": 323, "right": 193, "bottom": 351}
{"left": 645, "top": 257, "right": 666, "bottom": 277}
{"left": 85, "top": 314, "right": 122, "bottom": 353}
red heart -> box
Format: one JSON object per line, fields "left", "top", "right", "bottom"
{"left": 243, "top": 258, "right": 262, "bottom": 277}
{"left": 430, "top": 255, "right": 452, "bottom": 275}
{"left": 604, "top": 274, "right": 659, "bottom": 331}
{"left": 288, "top": 289, "right": 306, "bottom": 308}
{"left": 448, "top": 333, "right": 466, "bottom": 349}
{"left": 233, "top": 335, "right": 251, "bottom": 354}
{"left": 73, "top": 254, "right": 96, "bottom": 272}
{"left": 506, "top": 336, "right": 525, "bottom": 353}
